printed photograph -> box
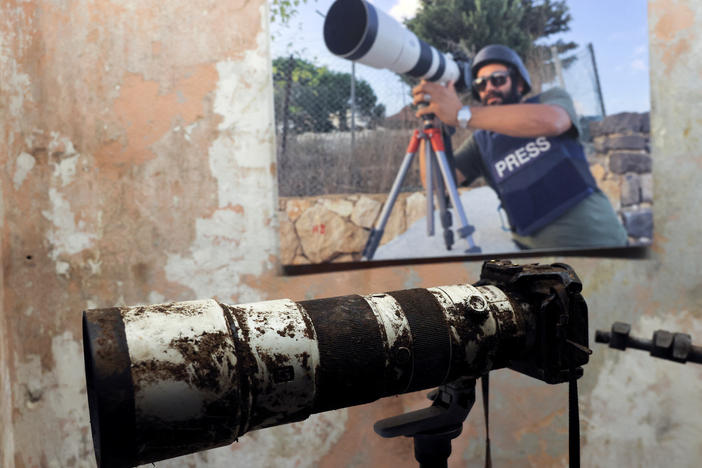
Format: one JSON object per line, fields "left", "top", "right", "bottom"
{"left": 271, "top": 0, "right": 652, "bottom": 265}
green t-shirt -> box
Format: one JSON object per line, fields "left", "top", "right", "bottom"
{"left": 453, "top": 87, "right": 628, "bottom": 249}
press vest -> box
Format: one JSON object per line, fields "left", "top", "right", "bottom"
{"left": 473, "top": 104, "right": 598, "bottom": 235}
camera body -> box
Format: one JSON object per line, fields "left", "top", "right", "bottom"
{"left": 479, "top": 261, "right": 590, "bottom": 384}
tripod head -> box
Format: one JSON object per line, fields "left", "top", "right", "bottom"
{"left": 374, "top": 377, "right": 477, "bottom": 467}
{"left": 415, "top": 100, "right": 437, "bottom": 128}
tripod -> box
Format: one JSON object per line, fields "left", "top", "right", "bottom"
{"left": 374, "top": 378, "right": 477, "bottom": 468}
{"left": 362, "top": 116, "right": 481, "bottom": 260}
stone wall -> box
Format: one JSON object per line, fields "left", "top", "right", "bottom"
{"left": 279, "top": 191, "right": 431, "bottom": 264}
{"left": 589, "top": 112, "right": 653, "bottom": 244}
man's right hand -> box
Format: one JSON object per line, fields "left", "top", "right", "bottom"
{"left": 412, "top": 80, "right": 462, "bottom": 127}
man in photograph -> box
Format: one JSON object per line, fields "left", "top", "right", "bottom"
{"left": 413, "top": 44, "right": 627, "bottom": 249}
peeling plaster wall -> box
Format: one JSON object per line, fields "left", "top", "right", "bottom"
{"left": 0, "top": 1, "right": 280, "bottom": 466}
{"left": 1, "top": 0, "right": 702, "bottom": 467}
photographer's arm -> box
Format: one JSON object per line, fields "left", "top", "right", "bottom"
{"left": 413, "top": 81, "right": 573, "bottom": 138}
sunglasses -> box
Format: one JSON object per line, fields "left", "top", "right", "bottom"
{"left": 472, "top": 71, "right": 511, "bottom": 92}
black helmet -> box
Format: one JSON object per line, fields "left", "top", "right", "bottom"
{"left": 470, "top": 44, "right": 532, "bottom": 100}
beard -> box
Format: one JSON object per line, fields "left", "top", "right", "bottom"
{"left": 481, "top": 82, "right": 522, "bottom": 106}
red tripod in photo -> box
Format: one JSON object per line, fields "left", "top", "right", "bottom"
{"left": 362, "top": 119, "right": 481, "bottom": 260}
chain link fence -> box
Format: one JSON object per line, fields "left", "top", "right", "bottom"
{"left": 272, "top": 52, "right": 421, "bottom": 197}
{"left": 536, "top": 44, "right": 607, "bottom": 140}
{"left": 271, "top": 14, "right": 605, "bottom": 197}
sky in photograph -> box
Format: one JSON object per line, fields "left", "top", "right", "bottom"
{"left": 270, "top": 0, "right": 650, "bottom": 116}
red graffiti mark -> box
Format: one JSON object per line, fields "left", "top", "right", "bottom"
{"left": 312, "top": 224, "right": 326, "bottom": 234}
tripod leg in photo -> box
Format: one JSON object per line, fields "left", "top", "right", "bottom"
{"left": 424, "top": 140, "right": 435, "bottom": 237}
{"left": 431, "top": 154, "right": 454, "bottom": 251}
{"left": 362, "top": 145, "right": 417, "bottom": 260}
{"left": 432, "top": 141, "right": 482, "bottom": 254}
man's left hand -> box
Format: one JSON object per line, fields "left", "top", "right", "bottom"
{"left": 412, "top": 80, "right": 463, "bottom": 127}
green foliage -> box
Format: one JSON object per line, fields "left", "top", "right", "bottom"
{"left": 405, "top": 0, "right": 577, "bottom": 88}
{"left": 270, "top": 0, "right": 306, "bottom": 25}
{"left": 406, "top": 0, "right": 528, "bottom": 57}
{"left": 272, "top": 56, "right": 386, "bottom": 133}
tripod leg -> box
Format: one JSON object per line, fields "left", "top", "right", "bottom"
{"left": 363, "top": 149, "right": 417, "bottom": 260}
{"left": 431, "top": 139, "right": 482, "bottom": 253}
{"left": 430, "top": 155, "right": 454, "bottom": 251}
{"left": 424, "top": 141, "right": 435, "bottom": 237}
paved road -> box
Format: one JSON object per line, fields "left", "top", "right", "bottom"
{"left": 374, "top": 186, "right": 519, "bottom": 260}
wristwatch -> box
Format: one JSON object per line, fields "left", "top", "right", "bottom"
{"left": 457, "top": 106, "right": 472, "bottom": 129}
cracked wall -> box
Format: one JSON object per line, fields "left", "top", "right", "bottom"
{"left": 2, "top": 0, "right": 702, "bottom": 467}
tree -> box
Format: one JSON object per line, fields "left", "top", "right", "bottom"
{"left": 405, "top": 0, "right": 577, "bottom": 92}
{"left": 269, "top": 0, "right": 314, "bottom": 25}
{"left": 272, "top": 56, "right": 386, "bottom": 133}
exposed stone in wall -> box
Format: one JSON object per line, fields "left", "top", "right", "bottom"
{"left": 296, "top": 204, "right": 367, "bottom": 263}
{"left": 622, "top": 209, "right": 655, "bottom": 239}
{"left": 279, "top": 218, "right": 299, "bottom": 265}
{"left": 609, "top": 152, "right": 653, "bottom": 174}
{"left": 589, "top": 112, "right": 653, "bottom": 245}
{"left": 279, "top": 191, "right": 432, "bottom": 264}
{"left": 350, "top": 196, "right": 382, "bottom": 228}
{"left": 590, "top": 112, "right": 651, "bottom": 136}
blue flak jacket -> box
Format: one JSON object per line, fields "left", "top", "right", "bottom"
{"left": 473, "top": 118, "right": 598, "bottom": 236}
